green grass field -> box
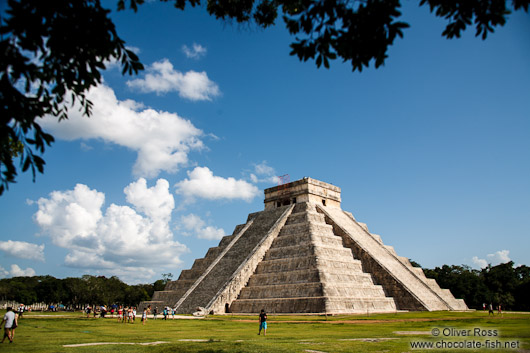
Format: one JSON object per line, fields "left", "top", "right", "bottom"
{"left": 2, "top": 310, "right": 529, "bottom": 352}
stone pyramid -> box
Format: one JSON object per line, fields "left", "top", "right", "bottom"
{"left": 140, "top": 178, "right": 467, "bottom": 314}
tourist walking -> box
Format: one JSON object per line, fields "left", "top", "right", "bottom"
{"left": 258, "top": 309, "right": 267, "bottom": 336}
{"left": 1, "top": 307, "right": 17, "bottom": 343}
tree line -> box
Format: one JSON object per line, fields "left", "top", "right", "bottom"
{"left": 1, "top": 262, "right": 529, "bottom": 311}
{"left": 0, "top": 274, "right": 170, "bottom": 309}
{"left": 418, "top": 261, "right": 530, "bottom": 311}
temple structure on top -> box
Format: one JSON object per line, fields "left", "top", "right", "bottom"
{"left": 140, "top": 177, "right": 467, "bottom": 314}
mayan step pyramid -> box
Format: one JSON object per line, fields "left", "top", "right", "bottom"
{"left": 140, "top": 178, "right": 467, "bottom": 314}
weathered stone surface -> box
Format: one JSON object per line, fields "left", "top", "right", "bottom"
{"left": 142, "top": 177, "right": 467, "bottom": 314}
{"left": 318, "top": 205, "right": 467, "bottom": 311}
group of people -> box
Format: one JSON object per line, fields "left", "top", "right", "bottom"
{"left": 484, "top": 303, "right": 503, "bottom": 315}
{"left": 1, "top": 307, "right": 18, "bottom": 343}
{"left": 2, "top": 304, "right": 270, "bottom": 343}
{"left": 151, "top": 306, "right": 177, "bottom": 320}
{"left": 84, "top": 305, "right": 109, "bottom": 318}
{"left": 116, "top": 306, "right": 137, "bottom": 323}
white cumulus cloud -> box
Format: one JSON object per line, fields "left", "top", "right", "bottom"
{"left": 182, "top": 43, "right": 207, "bottom": 59}
{"left": 250, "top": 161, "right": 279, "bottom": 184}
{"left": 33, "top": 180, "right": 188, "bottom": 283}
{"left": 0, "top": 266, "right": 8, "bottom": 278}
{"left": 127, "top": 59, "right": 220, "bottom": 101}
{"left": 472, "top": 256, "right": 488, "bottom": 269}
{"left": 179, "top": 213, "right": 226, "bottom": 240}
{"left": 0, "top": 241, "right": 45, "bottom": 261}
{"left": 487, "top": 250, "right": 511, "bottom": 264}
{"left": 9, "top": 264, "right": 36, "bottom": 277}
{"left": 471, "top": 250, "right": 512, "bottom": 269}
{"left": 40, "top": 83, "right": 204, "bottom": 178}
{"left": 175, "top": 167, "right": 259, "bottom": 202}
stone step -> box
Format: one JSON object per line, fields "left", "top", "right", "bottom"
{"left": 174, "top": 206, "right": 290, "bottom": 314}
{"left": 263, "top": 244, "right": 353, "bottom": 261}
{"left": 239, "top": 283, "right": 389, "bottom": 300}
{"left": 256, "top": 256, "right": 363, "bottom": 273}
{"left": 164, "top": 279, "right": 195, "bottom": 291}
{"left": 398, "top": 256, "right": 412, "bottom": 266}
{"left": 246, "top": 269, "right": 377, "bottom": 286}
{"left": 230, "top": 297, "right": 327, "bottom": 313}
{"left": 178, "top": 267, "right": 204, "bottom": 281}
{"left": 412, "top": 267, "right": 426, "bottom": 277}
{"left": 204, "top": 246, "right": 223, "bottom": 260}
{"left": 272, "top": 231, "right": 343, "bottom": 248}
{"left": 218, "top": 234, "right": 235, "bottom": 248}
{"left": 247, "top": 269, "right": 321, "bottom": 286}
{"left": 230, "top": 296, "right": 397, "bottom": 314}
{"left": 292, "top": 202, "right": 317, "bottom": 213}
{"left": 279, "top": 222, "right": 334, "bottom": 237}
{"left": 239, "top": 283, "right": 324, "bottom": 299}
{"left": 319, "top": 272, "right": 376, "bottom": 285}
{"left": 325, "top": 297, "right": 397, "bottom": 313}
{"left": 322, "top": 284, "right": 387, "bottom": 298}
{"left": 217, "top": 223, "right": 248, "bottom": 247}
{"left": 320, "top": 207, "right": 459, "bottom": 311}
{"left": 284, "top": 211, "right": 326, "bottom": 225}
{"left": 151, "top": 291, "right": 183, "bottom": 304}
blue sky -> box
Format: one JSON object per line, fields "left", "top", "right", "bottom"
{"left": 1, "top": 1, "right": 529, "bottom": 283}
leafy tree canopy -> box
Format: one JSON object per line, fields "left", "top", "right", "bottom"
{"left": 0, "top": 0, "right": 142, "bottom": 195}
{"left": 1, "top": 0, "right": 528, "bottom": 194}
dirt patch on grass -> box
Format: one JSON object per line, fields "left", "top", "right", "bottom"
{"left": 63, "top": 341, "right": 169, "bottom": 347}
{"left": 178, "top": 339, "right": 217, "bottom": 342}
{"left": 339, "top": 338, "right": 399, "bottom": 342}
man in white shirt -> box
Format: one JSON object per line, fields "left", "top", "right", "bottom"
{"left": 1, "top": 306, "right": 16, "bottom": 343}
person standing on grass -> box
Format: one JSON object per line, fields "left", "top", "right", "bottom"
{"left": 18, "top": 304, "right": 24, "bottom": 319}
{"left": 258, "top": 309, "right": 267, "bottom": 336}
{"left": 1, "top": 307, "right": 16, "bottom": 343}
{"left": 141, "top": 308, "right": 147, "bottom": 325}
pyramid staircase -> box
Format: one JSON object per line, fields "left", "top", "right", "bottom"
{"left": 139, "top": 178, "right": 467, "bottom": 314}
{"left": 318, "top": 206, "right": 467, "bottom": 311}
{"left": 230, "top": 202, "right": 397, "bottom": 313}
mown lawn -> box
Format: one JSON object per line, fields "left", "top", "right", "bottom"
{"left": 2, "top": 310, "right": 529, "bottom": 352}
